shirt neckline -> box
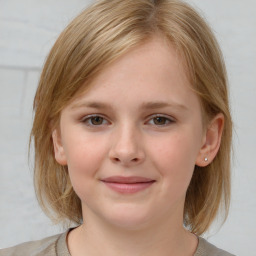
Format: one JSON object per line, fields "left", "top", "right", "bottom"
{"left": 56, "top": 229, "right": 204, "bottom": 256}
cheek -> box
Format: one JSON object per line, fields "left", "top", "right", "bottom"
{"left": 62, "top": 132, "right": 109, "bottom": 186}
{"left": 149, "top": 132, "right": 200, "bottom": 187}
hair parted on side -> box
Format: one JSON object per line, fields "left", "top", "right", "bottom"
{"left": 30, "top": 0, "right": 232, "bottom": 235}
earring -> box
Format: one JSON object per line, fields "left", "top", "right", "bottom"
{"left": 204, "top": 157, "right": 208, "bottom": 162}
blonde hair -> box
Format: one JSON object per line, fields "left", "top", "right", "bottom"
{"left": 31, "top": 0, "right": 232, "bottom": 235}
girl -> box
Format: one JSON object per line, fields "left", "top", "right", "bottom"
{"left": 1, "top": 0, "right": 235, "bottom": 255}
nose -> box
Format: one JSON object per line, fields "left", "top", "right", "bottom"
{"left": 109, "top": 124, "right": 145, "bottom": 166}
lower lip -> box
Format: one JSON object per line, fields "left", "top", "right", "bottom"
{"left": 103, "top": 181, "right": 155, "bottom": 194}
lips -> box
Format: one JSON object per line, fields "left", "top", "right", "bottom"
{"left": 101, "top": 176, "right": 156, "bottom": 194}
{"left": 102, "top": 176, "right": 155, "bottom": 183}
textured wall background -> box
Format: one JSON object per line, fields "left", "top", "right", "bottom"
{"left": 0, "top": 1, "right": 255, "bottom": 255}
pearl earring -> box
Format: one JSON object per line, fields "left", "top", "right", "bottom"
{"left": 204, "top": 157, "right": 208, "bottom": 162}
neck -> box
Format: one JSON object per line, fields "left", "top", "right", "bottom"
{"left": 67, "top": 210, "right": 198, "bottom": 256}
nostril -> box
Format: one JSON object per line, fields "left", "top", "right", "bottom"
{"left": 112, "top": 157, "right": 139, "bottom": 163}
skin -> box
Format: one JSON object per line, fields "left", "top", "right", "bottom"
{"left": 52, "top": 36, "right": 224, "bottom": 256}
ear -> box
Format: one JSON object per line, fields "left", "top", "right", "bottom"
{"left": 52, "top": 129, "right": 67, "bottom": 165}
{"left": 196, "top": 113, "right": 224, "bottom": 167}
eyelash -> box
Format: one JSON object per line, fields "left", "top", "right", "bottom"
{"left": 82, "top": 115, "right": 109, "bottom": 126}
{"left": 147, "top": 114, "right": 175, "bottom": 126}
{"left": 81, "top": 114, "right": 175, "bottom": 127}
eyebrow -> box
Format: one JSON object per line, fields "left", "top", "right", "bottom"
{"left": 140, "top": 101, "right": 188, "bottom": 111}
{"left": 71, "top": 101, "right": 112, "bottom": 110}
{"left": 71, "top": 101, "right": 188, "bottom": 112}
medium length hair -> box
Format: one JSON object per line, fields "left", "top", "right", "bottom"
{"left": 31, "top": 0, "right": 232, "bottom": 235}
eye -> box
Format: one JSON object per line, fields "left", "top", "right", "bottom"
{"left": 147, "top": 115, "right": 174, "bottom": 126}
{"left": 82, "top": 115, "right": 109, "bottom": 126}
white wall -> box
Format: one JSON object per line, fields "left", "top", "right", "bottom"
{"left": 0, "top": 1, "right": 255, "bottom": 255}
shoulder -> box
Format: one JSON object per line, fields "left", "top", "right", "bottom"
{"left": 0, "top": 231, "right": 69, "bottom": 256}
{"left": 195, "top": 237, "right": 236, "bottom": 256}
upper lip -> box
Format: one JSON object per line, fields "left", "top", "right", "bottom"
{"left": 101, "top": 176, "right": 155, "bottom": 184}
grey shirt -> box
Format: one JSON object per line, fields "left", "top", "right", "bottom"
{"left": 0, "top": 230, "right": 235, "bottom": 256}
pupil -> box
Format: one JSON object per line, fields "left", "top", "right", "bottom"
{"left": 92, "top": 116, "right": 103, "bottom": 125}
{"left": 154, "top": 117, "right": 165, "bottom": 125}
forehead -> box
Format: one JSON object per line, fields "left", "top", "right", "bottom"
{"left": 65, "top": 36, "right": 202, "bottom": 120}
{"left": 71, "top": 37, "right": 192, "bottom": 103}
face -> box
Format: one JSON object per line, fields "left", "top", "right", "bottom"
{"left": 53, "top": 37, "right": 208, "bottom": 230}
